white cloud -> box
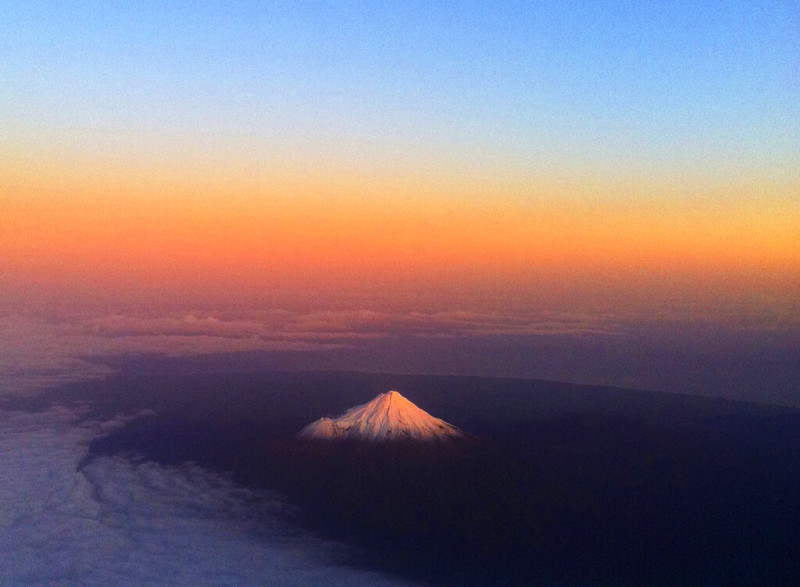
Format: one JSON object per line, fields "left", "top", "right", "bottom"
{"left": 0, "top": 407, "right": 411, "bottom": 586}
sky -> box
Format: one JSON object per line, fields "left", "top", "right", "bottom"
{"left": 1, "top": 2, "right": 799, "bottom": 406}
{"left": 2, "top": 6, "right": 799, "bottom": 582}
{"left": 2, "top": 0, "right": 797, "bottom": 315}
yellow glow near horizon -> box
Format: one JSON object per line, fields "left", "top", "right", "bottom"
{"left": 4, "top": 153, "right": 798, "bottom": 313}
{"left": 0, "top": 156, "right": 800, "bottom": 294}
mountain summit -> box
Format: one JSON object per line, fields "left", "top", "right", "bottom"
{"left": 298, "top": 391, "right": 463, "bottom": 442}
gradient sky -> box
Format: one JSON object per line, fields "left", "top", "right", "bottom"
{"left": 2, "top": 1, "right": 798, "bottom": 315}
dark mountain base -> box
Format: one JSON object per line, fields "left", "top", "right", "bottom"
{"left": 263, "top": 438, "right": 548, "bottom": 585}
{"left": 71, "top": 369, "right": 800, "bottom": 585}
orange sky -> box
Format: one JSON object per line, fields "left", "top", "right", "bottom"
{"left": 3, "top": 157, "right": 798, "bottom": 315}
{"left": 3, "top": 2, "right": 798, "bottom": 320}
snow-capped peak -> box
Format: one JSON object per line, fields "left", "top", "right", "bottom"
{"left": 298, "top": 391, "right": 463, "bottom": 442}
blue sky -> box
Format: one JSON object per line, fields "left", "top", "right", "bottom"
{"left": 3, "top": 1, "right": 797, "bottom": 177}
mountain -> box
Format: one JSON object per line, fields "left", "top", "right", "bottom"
{"left": 298, "top": 390, "right": 464, "bottom": 442}
{"left": 82, "top": 369, "right": 800, "bottom": 585}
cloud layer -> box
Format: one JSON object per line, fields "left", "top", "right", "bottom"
{"left": 0, "top": 309, "right": 623, "bottom": 396}
{"left": 3, "top": 307, "right": 797, "bottom": 406}
{"left": 0, "top": 407, "right": 408, "bottom": 585}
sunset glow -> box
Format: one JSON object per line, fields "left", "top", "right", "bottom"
{"left": 3, "top": 6, "right": 800, "bottom": 581}
{"left": 4, "top": 162, "right": 797, "bottom": 312}
{"left": 2, "top": 2, "right": 797, "bottom": 317}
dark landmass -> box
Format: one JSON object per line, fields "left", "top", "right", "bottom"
{"left": 27, "top": 366, "right": 800, "bottom": 585}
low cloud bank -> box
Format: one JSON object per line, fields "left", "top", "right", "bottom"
{"left": 0, "top": 407, "right": 408, "bottom": 585}
{"left": 0, "top": 309, "right": 622, "bottom": 395}
{"left": 2, "top": 307, "right": 797, "bottom": 405}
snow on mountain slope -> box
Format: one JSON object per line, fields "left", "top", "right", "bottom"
{"left": 298, "top": 391, "right": 463, "bottom": 442}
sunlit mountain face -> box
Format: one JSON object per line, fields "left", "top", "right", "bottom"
{"left": 298, "top": 390, "right": 464, "bottom": 442}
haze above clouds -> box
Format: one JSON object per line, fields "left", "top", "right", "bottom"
{"left": 2, "top": 307, "right": 797, "bottom": 407}
{"left": 0, "top": 309, "right": 616, "bottom": 393}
